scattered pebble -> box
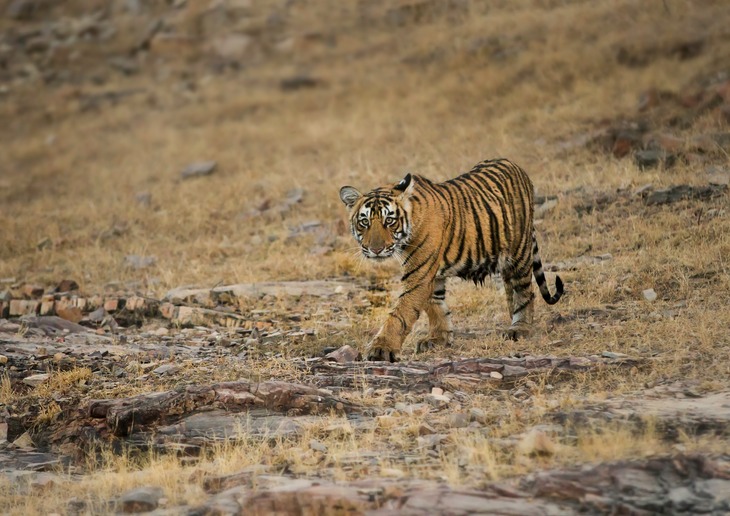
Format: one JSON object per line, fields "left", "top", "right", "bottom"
{"left": 116, "top": 486, "right": 164, "bottom": 513}
{"left": 447, "top": 412, "right": 469, "bottom": 429}
{"left": 468, "top": 408, "right": 487, "bottom": 424}
{"left": 180, "top": 161, "right": 217, "bottom": 179}
{"left": 426, "top": 394, "right": 450, "bottom": 408}
{"left": 152, "top": 364, "right": 178, "bottom": 375}
{"left": 643, "top": 288, "right": 658, "bottom": 302}
{"left": 309, "top": 439, "right": 327, "bottom": 453}
{"left": 22, "top": 373, "right": 50, "bottom": 387}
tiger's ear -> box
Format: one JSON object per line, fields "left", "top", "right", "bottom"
{"left": 339, "top": 186, "right": 361, "bottom": 208}
{"left": 394, "top": 173, "right": 414, "bottom": 196}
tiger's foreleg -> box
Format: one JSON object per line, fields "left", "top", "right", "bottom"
{"left": 365, "top": 279, "right": 434, "bottom": 362}
{"left": 416, "top": 277, "right": 454, "bottom": 353}
{"left": 504, "top": 268, "right": 535, "bottom": 340}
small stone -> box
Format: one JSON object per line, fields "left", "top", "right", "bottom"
{"left": 643, "top": 288, "right": 658, "bottom": 302}
{"left": 53, "top": 352, "right": 65, "bottom": 362}
{"left": 602, "top": 351, "right": 628, "bottom": 359}
{"left": 37, "top": 237, "right": 52, "bottom": 250}
{"left": 56, "top": 305, "right": 83, "bottom": 324}
{"left": 448, "top": 412, "right": 469, "bottom": 428}
{"left": 489, "top": 371, "right": 503, "bottom": 380}
{"left": 150, "top": 327, "right": 169, "bottom": 337}
{"left": 208, "top": 34, "right": 253, "bottom": 60}
{"left": 88, "top": 307, "right": 107, "bottom": 323}
{"left": 108, "top": 56, "right": 139, "bottom": 75}
{"left": 23, "top": 373, "right": 50, "bottom": 387}
{"left": 28, "top": 472, "right": 60, "bottom": 490}
{"left": 0, "top": 354, "right": 7, "bottom": 364}
{"left": 152, "top": 364, "right": 178, "bottom": 375}
{"left": 468, "top": 407, "right": 487, "bottom": 424}
{"left": 325, "top": 344, "right": 360, "bottom": 363}
{"left": 426, "top": 394, "right": 450, "bottom": 408}
{"left": 431, "top": 387, "right": 444, "bottom": 396}
{"left": 683, "top": 388, "right": 702, "bottom": 398}
{"left": 416, "top": 434, "right": 446, "bottom": 449}
{"left": 280, "top": 75, "right": 322, "bottom": 91}
{"left": 415, "top": 422, "right": 435, "bottom": 436}
{"left": 635, "top": 149, "right": 675, "bottom": 169}
{"left": 117, "top": 486, "right": 164, "bottom": 513}
{"left": 535, "top": 198, "right": 558, "bottom": 217}
{"left": 309, "top": 439, "right": 327, "bottom": 453}
{"left": 135, "top": 192, "right": 152, "bottom": 207}
{"left": 55, "top": 279, "right": 79, "bottom": 292}
{"left": 12, "top": 431, "right": 35, "bottom": 449}
{"left": 180, "top": 161, "right": 216, "bottom": 179}
{"left": 634, "top": 184, "right": 654, "bottom": 196}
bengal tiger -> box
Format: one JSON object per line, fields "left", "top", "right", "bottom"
{"left": 339, "top": 158, "right": 563, "bottom": 362}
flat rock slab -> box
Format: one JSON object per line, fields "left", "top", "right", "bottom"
{"left": 46, "top": 380, "right": 359, "bottom": 450}
{"left": 186, "top": 454, "right": 730, "bottom": 515}
{"left": 644, "top": 184, "right": 727, "bottom": 205}
{"left": 0, "top": 449, "right": 70, "bottom": 472}
{"left": 165, "top": 280, "right": 356, "bottom": 306}
{"left": 19, "top": 316, "right": 92, "bottom": 335}
{"left": 608, "top": 391, "right": 730, "bottom": 437}
{"left": 301, "top": 354, "right": 646, "bottom": 392}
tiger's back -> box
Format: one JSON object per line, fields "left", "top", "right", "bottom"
{"left": 412, "top": 159, "right": 536, "bottom": 284}
{"left": 339, "top": 158, "right": 563, "bottom": 362}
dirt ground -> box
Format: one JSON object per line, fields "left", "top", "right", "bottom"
{"left": 1, "top": 0, "right": 729, "bottom": 514}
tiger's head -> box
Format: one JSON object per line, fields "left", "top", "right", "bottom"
{"left": 339, "top": 173, "right": 415, "bottom": 260}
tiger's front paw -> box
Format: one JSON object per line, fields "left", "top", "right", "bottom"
{"left": 364, "top": 337, "right": 398, "bottom": 362}
{"left": 416, "top": 334, "right": 452, "bottom": 353}
{"left": 503, "top": 324, "right": 531, "bottom": 341}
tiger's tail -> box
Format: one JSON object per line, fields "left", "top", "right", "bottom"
{"left": 532, "top": 231, "right": 563, "bottom": 305}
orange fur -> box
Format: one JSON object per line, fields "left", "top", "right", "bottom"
{"left": 340, "top": 159, "right": 563, "bottom": 362}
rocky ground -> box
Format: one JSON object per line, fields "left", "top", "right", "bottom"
{"left": 2, "top": 0, "right": 730, "bottom": 514}
{"left": 2, "top": 269, "right": 729, "bottom": 514}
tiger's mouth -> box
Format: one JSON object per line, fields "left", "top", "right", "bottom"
{"left": 363, "top": 247, "right": 395, "bottom": 260}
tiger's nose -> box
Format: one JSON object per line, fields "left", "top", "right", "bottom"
{"left": 371, "top": 246, "right": 384, "bottom": 254}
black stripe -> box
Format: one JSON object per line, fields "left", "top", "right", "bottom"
{"left": 402, "top": 234, "right": 428, "bottom": 265}
{"left": 402, "top": 256, "right": 432, "bottom": 282}
{"left": 466, "top": 187, "right": 486, "bottom": 263}
{"left": 470, "top": 174, "right": 509, "bottom": 248}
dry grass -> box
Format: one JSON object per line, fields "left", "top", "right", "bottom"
{"left": 0, "top": 373, "right": 14, "bottom": 404}
{"left": 1, "top": 0, "right": 729, "bottom": 513}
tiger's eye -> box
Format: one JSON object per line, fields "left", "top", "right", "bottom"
{"left": 385, "top": 217, "right": 395, "bottom": 226}
{"left": 358, "top": 218, "right": 369, "bottom": 228}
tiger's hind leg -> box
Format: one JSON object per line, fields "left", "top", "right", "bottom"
{"left": 503, "top": 268, "right": 535, "bottom": 341}
{"left": 416, "top": 277, "right": 454, "bottom": 352}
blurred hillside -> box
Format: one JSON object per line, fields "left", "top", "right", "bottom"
{"left": 0, "top": 0, "right": 729, "bottom": 290}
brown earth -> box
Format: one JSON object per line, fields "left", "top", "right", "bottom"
{"left": 1, "top": 0, "right": 730, "bottom": 514}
